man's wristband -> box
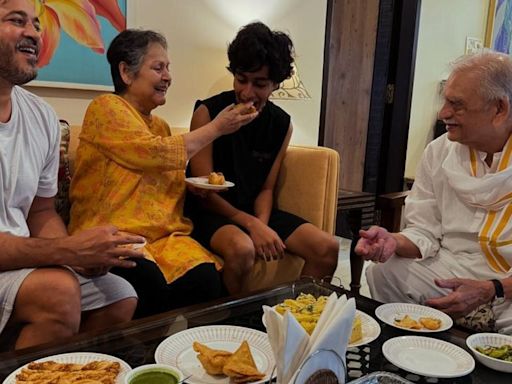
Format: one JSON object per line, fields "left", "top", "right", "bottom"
{"left": 490, "top": 279, "right": 505, "bottom": 300}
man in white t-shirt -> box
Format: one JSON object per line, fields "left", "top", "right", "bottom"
{"left": 0, "top": 0, "right": 145, "bottom": 350}
{"left": 356, "top": 51, "right": 512, "bottom": 333}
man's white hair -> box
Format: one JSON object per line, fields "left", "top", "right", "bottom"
{"left": 450, "top": 50, "right": 512, "bottom": 105}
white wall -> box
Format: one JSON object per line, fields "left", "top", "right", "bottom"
{"left": 130, "top": 0, "right": 327, "bottom": 145}
{"left": 26, "top": 0, "right": 327, "bottom": 146}
{"left": 405, "top": 0, "right": 488, "bottom": 178}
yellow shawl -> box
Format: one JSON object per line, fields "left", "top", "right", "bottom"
{"left": 443, "top": 135, "right": 512, "bottom": 273}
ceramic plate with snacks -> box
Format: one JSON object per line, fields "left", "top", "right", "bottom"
{"left": 375, "top": 302, "right": 452, "bottom": 332}
{"left": 262, "top": 308, "right": 380, "bottom": 348}
{"left": 2, "top": 352, "right": 131, "bottom": 384}
{"left": 350, "top": 310, "right": 381, "bottom": 347}
{"left": 154, "top": 325, "right": 274, "bottom": 384}
{"left": 185, "top": 177, "right": 234, "bottom": 191}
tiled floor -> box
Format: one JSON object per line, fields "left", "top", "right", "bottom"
{"left": 332, "top": 237, "right": 370, "bottom": 297}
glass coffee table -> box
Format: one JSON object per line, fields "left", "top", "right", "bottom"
{"left": 0, "top": 278, "right": 507, "bottom": 383}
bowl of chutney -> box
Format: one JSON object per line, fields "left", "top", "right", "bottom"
{"left": 124, "top": 363, "right": 183, "bottom": 384}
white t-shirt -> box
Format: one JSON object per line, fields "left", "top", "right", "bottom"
{"left": 0, "top": 86, "right": 60, "bottom": 237}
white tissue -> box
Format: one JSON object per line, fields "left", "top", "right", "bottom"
{"left": 262, "top": 294, "right": 356, "bottom": 384}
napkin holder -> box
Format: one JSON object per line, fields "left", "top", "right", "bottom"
{"left": 272, "top": 348, "right": 347, "bottom": 384}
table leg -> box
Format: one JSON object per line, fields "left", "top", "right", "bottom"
{"left": 347, "top": 209, "right": 364, "bottom": 294}
{"left": 349, "top": 234, "right": 364, "bottom": 294}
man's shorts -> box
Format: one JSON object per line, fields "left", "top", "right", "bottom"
{"left": 191, "top": 208, "right": 308, "bottom": 249}
{"left": 0, "top": 268, "right": 137, "bottom": 336}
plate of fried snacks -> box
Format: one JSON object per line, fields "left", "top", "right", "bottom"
{"left": 466, "top": 333, "right": 512, "bottom": 373}
{"left": 383, "top": 336, "right": 474, "bottom": 378}
{"left": 267, "top": 293, "right": 381, "bottom": 347}
{"left": 185, "top": 173, "right": 235, "bottom": 191}
{"left": 375, "top": 302, "right": 453, "bottom": 332}
{"left": 3, "top": 352, "right": 131, "bottom": 384}
{"left": 154, "top": 325, "right": 274, "bottom": 384}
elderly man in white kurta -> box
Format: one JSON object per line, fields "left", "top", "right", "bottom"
{"left": 356, "top": 51, "right": 512, "bottom": 334}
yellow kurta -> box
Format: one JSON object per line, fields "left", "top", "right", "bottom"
{"left": 69, "top": 94, "right": 218, "bottom": 283}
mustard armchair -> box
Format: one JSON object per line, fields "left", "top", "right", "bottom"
{"left": 69, "top": 126, "right": 340, "bottom": 292}
{"left": 244, "top": 145, "right": 340, "bottom": 291}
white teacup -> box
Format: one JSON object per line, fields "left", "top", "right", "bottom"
{"left": 124, "top": 363, "right": 183, "bottom": 384}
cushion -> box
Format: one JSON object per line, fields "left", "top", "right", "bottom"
{"left": 55, "top": 119, "right": 71, "bottom": 224}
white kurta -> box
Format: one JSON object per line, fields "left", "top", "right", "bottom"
{"left": 367, "top": 134, "right": 512, "bottom": 333}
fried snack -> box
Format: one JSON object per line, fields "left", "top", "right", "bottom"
{"left": 349, "top": 315, "right": 363, "bottom": 344}
{"left": 208, "top": 172, "right": 225, "bottom": 185}
{"left": 275, "top": 293, "right": 363, "bottom": 343}
{"left": 275, "top": 293, "right": 327, "bottom": 335}
{"left": 16, "top": 360, "right": 120, "bottom": 384}
{"left": 222, "top": 341, "right": 265, "bottom": 383}
{"left": 234, "top": 104, "right": 257, "bottom": 115}
{"left": 419, "top": 316, "right": 442, "bottom": 330}
{"left": 193, "top": 341, "right": 232, "bottom": 375}
{"left": 394, "top": 314, "right": 422, "bottom": 330}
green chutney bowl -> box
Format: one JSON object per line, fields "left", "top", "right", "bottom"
{"left": 124, "top": 363, "right": 184, "bottom": 384}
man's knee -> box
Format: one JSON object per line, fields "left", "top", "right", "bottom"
{"left": 365, "top": 256, "right": 412, "bottom": 297}
{"left": 306, "top": 233, "right": 339, "bottom": 269}
{"left": 321, "top": 236, "right": 339, "bottom": 264}
{"left": 224, "top": 238, "right": 256, "bottom": 273}
{"left": 15, "top": 268, "right": 81, "bottom": 332}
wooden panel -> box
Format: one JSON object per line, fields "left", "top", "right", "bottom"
{"left": 323, "top": 0, "right": 379, "bottom": 191}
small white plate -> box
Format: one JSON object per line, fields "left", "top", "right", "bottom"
{"left": 375, "top": 303, "right": 453, "bottom": 332}
{"left": 2, "top": 352, "right": 131, "bottom": 384}
{"left": 185, "top": 177, "right": 234, "bottom": 191}
{"left": 382, "top": 336, "right": 475, "bottom": 378}
{"left": 154, "top": 325, "right": 274, "bottom": 384}
{"left": 351, "top": 310, "right": 381, "bottom": 347}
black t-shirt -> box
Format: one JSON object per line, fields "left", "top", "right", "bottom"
{"left": 194, "top": 90, "right": 290, "bottom": 212}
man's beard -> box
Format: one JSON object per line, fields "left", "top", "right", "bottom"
{"left": 0, "top": 40, "right": 38, "bottom": 85}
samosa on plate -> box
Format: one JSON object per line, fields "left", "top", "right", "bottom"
{"left": 222, "top": 341, "right": 265, "bottom": 383}
{"left": 193, "top": 341, "right": 233, "bottom": 375}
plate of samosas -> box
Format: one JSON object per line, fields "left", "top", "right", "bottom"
{"left": 154, "top": 325, "right": 274, "bottom": 384}
{"left": 375, "top": 302, "right": 453, "bottom": 332}
{"left": 3, "top": 352, "right": 130, "bottom": 384}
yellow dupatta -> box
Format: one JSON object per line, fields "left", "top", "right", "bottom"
{"left": 442, "top": 134, "right": 512, "bottom": 274}
{"left": 471, "top": 137, "right": 512, "bottom": 273}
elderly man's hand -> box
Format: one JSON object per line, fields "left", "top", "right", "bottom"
{"left": 355, "top": 226, "right": 397, "bottom": 263}
{"left": 425, "top": 278, "right": 496, "bottom": 318}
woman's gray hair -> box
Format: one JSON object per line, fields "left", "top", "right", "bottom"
{"left": 450, "top": 50, "right": 512, "bottom": 105}
{"left": 107, "top": 29, "right": 167, "bottom": 94}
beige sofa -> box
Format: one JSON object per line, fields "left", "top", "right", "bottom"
{"left": 68, "top": 125, "right": 340, "bottom": 291}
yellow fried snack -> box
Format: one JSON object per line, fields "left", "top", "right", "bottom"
{"left": 234, "top": 104, "right": 257, "bottom": 115}
{"left": 349, "top": 315, "right": 363, "bottom": 344}
{"left": 208, "top": 172, "right": 225, "bottom": 185}
{"left": 394, "top": 314, "right": 422, "bottom": 330}
{"left": 275, "top": 293, "right": 363, "bottom": 343}
{"left": 275, "top": 293, "right": 327, "bottom": 334}
{"left": 419, "top": 316, "right": 442, "bottom": 330}
{"left": 193, "top": 341, "right": 233, "bottom": 375}
{"left": 15, "top": 360, "right": 120, "bottom": 384}
{"left": 222, "top": 341, "right": 265, "bottom": 383}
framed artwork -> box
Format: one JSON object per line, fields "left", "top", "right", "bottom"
{"left": 29, "top": 0, "right": 127, "bottom": 90}
{"left": 485, "top": 0, "right": 512, "bottom": 53}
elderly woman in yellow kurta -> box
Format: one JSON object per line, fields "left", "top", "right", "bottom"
{"left": 68, "top": 29, "right": 257, "bottom": 318}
